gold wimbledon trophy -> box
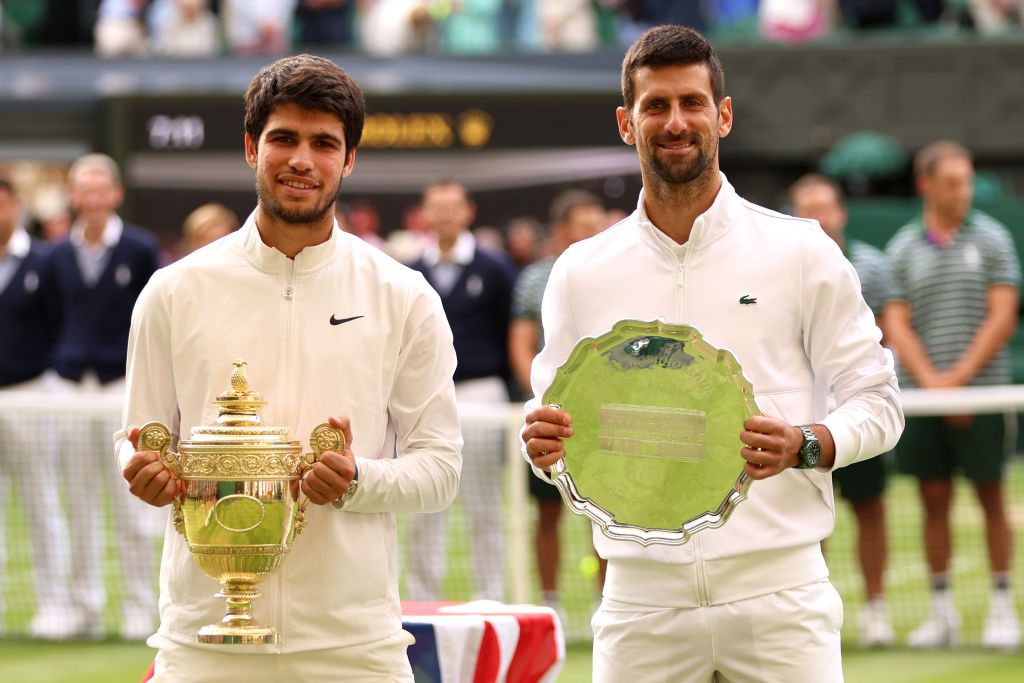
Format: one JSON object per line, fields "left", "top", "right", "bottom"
{"left": 136, "top": 360, "right": 343, "bottom": 645}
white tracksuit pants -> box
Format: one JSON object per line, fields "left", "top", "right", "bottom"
{"left": 592, "top": 579, "right": 844, "bottom": 683}
{"left": 150, "top": 629, "right": 415, "bottom": 682}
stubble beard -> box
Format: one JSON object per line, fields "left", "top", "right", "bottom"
{"left": 256, "top": 174, "right": 341, "bottom": 227}
{"left": 645, "top": 133, "right": 718, "bottom": 187}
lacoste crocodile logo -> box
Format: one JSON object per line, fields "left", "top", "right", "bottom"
{"left": 330, "top": 315, "right": 364, "bottom": 326}
{"left": 739, "top": 295, "right": 757, "bottom": 305}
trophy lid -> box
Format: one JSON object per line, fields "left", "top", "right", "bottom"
{"left": 186, "top": 360, "right": 293, "bottom": 445}
{"left": 211, "top": 359, "right": 267, "bottom": 426}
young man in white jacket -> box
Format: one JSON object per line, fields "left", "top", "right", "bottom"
{"left": 117, "top": 55, "right": 462, "bottom": 682}
{"left": 522, "top": 26, "right": 903, "bottom": 682}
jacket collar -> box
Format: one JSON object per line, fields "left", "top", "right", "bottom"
{"left": 634, "top": 172, "right": 737, "bottom": 255}
{"left": 70, "top": 214, "right": 122, "bottom": 249}
{"left": 239, "top": 209, "right": 346, "bottom": 274}
{"left": 6, "top": 227, "right": 30, "bottom": 259}
{"left": 422, "top": 231, "right": 475, "bottom": 268}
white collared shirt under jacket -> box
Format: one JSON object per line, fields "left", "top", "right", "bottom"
{"left": 526, "top": 174, "right": 903, "bottom": 608}
{"left": 116, "top": 213, "right": 462, "bottom": 653}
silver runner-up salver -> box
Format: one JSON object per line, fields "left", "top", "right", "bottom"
{"left": 542, "top": 319, "right": 759, "bottom": 546}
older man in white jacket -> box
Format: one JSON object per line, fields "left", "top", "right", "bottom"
{"left": 523, "top": 26, "right": 903, "bottom": 683}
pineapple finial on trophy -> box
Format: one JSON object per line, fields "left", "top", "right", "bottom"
{"left": 230, "top": 359, "right": 249, "bottom": 395}
{"left": 214, "top": 359, "right": 265, "bottom": 425}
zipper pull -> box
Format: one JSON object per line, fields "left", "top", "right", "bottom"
{"left": 284, "top": 285, "right": 294, "bottom": 300}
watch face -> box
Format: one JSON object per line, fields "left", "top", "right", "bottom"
{"left": 805, "top": 442, "right": 821, "bottom": 467}
{"left": 799, "top": 426, "right": 821, "bottom": 468}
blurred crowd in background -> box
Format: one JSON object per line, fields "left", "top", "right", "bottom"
{"left": 0, "top": 0, "right": 1022, "bottom": 58}
{"left": 0, "top": 155, "right": 624, "bottom": 266}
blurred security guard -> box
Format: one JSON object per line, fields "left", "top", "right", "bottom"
{"left": 406, "top": 180, "right": 515, "bottom": 602}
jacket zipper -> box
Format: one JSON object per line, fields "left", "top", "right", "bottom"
{"left": 284, "top": 260, "right": 296, "bottom": 301}
{"left": 276, "top": 257, "right": 298, "bottom": 651}
{"left": 675, "top": 237, "right": 707, "bottom": 604}
{"left": 676, "top": 247, "right": 688, "bottom": 323}
{"left": 693, "top": 534, "right": 710, "bottom": 606}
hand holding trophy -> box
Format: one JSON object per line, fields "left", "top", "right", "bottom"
{"left": 135, "top": 359, "right": 343, "bottom": 644}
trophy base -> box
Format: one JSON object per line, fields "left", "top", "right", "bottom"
{"left": 197, "top": 623, "right": 279, "bottom": 645}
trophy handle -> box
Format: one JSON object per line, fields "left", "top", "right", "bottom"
{"left": 295, "top": 423, "right": 347, "bottom": 535}
{"left": 136, "top": 421, "right": 186, "bottom": 537}
{"left": 304, "top": 422, "right": 346, "bottom": 469}
{"left": 137, "top": 421, "right": 179, "bottom": 473}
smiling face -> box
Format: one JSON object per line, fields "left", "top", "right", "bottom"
{"left": 617, "top": 63, "right": 732, "bottom": 189}
{"left": 245, "top": 102, "right": 355, "bottom": 236}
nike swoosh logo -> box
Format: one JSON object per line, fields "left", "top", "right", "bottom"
{"left": 330, "top": 315, "right": 364, "bottom": 326}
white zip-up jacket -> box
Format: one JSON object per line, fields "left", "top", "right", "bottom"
{"left": 115, "top": 214, "right": 462, "bottom": 653}
{"left": 526, "top": 176, "right": 903, "bottom": 608}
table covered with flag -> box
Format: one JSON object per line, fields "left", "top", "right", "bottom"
{"left": 402, "top": 601, "right": 564, "bottom": 683}
{"left": 141, "top": 601, "right": 564, "bottom": 682}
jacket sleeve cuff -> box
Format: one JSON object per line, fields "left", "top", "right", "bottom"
{"left": 115, "top": 438, "right": 136, "bottom": 474}
{"left": 820, "top": 415, "right": 857, "bottom": 471}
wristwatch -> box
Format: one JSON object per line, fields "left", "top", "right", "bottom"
{"left": 795, "top": 425, "right": 821, "bottom": 469}
{"left": 332, "top": 460, "right": 360, "bottom": 508}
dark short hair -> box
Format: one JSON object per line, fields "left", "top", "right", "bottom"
{"left": 621, "top": 24, "right": 725, "bottom": 110}
{"left": 788, "top": 173, "right": 844, "bottom": 208}
{"left": 244, "top": 54, "right": 366, "bottom": 154}
{"left": 914, "top": 140, "right": 972, "bottom": 178}
{"left": 549, "top": 189, "right": 602, "bottom": 225}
